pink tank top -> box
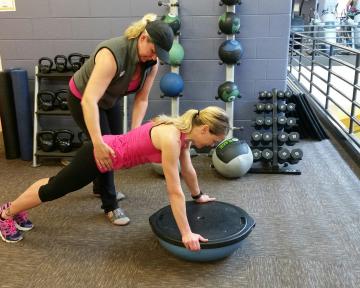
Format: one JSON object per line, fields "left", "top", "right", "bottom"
{"left": 97, "top": 122, "right": 187, "bottom": 173}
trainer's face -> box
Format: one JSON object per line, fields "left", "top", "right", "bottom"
{"left": 190, "top": 125, "right": 225, "bottom": 149}
{"left": 138, "top": 34, "right": 157, "bottom": 62}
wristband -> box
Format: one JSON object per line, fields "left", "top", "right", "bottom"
{"left": 191, "top": 191, "right": 203, "bottom": 200}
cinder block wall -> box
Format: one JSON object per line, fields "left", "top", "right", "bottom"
{"left": 0, "top": 0, "right": 291, "bottom": 137}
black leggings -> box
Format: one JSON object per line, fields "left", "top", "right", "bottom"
{"left": 67, "top": 93, "right": 123, "bottom": 213}
{"left": 39, "top": 142, "right": 101, "bottom": 203}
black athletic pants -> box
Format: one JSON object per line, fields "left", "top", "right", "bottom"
{"left": 39, "top": 142, "right": 101, "bottom": 202}
{"left": 67, "top": 92, "right": 123, "bottom": 213}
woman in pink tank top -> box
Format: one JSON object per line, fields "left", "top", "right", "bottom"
{"left": 0, "top": 107, "right": 229, "bottom": 251}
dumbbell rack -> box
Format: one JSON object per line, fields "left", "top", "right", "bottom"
{"left": 249, "top": 88, "right": 302, "bottom": 175}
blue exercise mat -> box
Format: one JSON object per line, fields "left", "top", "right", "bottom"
{"left": 0, "top": 71, "right": 20, "bottom": 159}
{"left": 10, "top": 69, "right": 33, "bottom": 161}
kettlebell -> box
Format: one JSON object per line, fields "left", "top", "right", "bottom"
{"left": 55, "top": 129, "right": 74, "bottom": 153}
{"left": 55, "top": 89, "right": 69, "bottom": 110}
{"left": 54, "top": 55, "right": 68, "bottom": 72}
{"left": 38, "top": 57, "right": 53, "bottom": 73}
{"left": 80, "top": 54, "right": 90, "bottom": 65}
{"left": 38, "top": 91, "right": 56, "bottom": 111}
{"left": 68, "top": 53, "right": 83, "bottom": 72}
{"left": 37, "top": 130, "right": 56, "bottom": 152}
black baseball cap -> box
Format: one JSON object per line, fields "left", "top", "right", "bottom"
{"left": 145, "top": 20, "right": 174, "bottom": 63}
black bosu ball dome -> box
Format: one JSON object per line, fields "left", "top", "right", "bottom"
{"left": 149, "top": 201, "right": 255, "bottom": 262}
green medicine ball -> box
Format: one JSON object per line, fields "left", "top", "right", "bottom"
{"left": 218, "top": 12, "right": 240, "bottom": 35}
{"left": 161, "top": 13, "right": 181, "bottom": 35}
{"left": 169, "top": 42, "right": 185, "bottom": 66}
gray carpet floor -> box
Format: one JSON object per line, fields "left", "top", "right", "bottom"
{"left": 0, "top": 136, "right": 359, "bottom": 288}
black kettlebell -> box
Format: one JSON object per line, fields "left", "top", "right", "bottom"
{"left": 54, "top": 55, "right": 68, "bottom": 72}
{"left": 80, "top": 54, "right": 90, "bottom": 65}
{"left": 68, "top": 53, "right": 83, "bottom": 72}
{"left": 38, "top": 57, "right": 53, "bottom": 73}
{"left": 38, "top": 91, "right": 56, "bottom": 111}
{"left": 37, "top": 130, "right": 56, "bottom": 152}
{"left": 55, "top": 89, "right": 69, "bottom": 110}
{"left": 55, "top": 129, "right": 74, "bottom": 153}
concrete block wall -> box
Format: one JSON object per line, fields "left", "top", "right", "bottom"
{"left": 0, "top": 0, "right": 292, "bottom": 137}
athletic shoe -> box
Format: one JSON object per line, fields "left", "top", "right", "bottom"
{"left": 106, "top": 208, "right": 130, "bottom": 226}
{"left": 13, "top": 211, "right": 34, "bottom": 231}
{"left": 93, "top": 191, "right": 126, "bottom": 201}
{"left": 0, "top": 203, "right": 23, "bottom": 243}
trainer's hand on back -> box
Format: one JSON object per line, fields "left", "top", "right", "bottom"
{"left": 182, "top": 232, "right": 208, "bottom": 251}
{"left": 94, "top": 142, "right": 115, "bottom": 171}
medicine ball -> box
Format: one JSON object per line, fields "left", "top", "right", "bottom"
{"left": 169, "top": 42, "right": 185, "bottom": 66}
{"left": 218, "top": 12, "right": 240, "bottom": 35}
{"left": 216, "top": 81, "right": 241, "bottom": 102}
{"left": 218, "top": 40, "right": 244, "bottom": 64}
{"left": 162, "top": 13, "right": 181, "bottom": 35}
{"left": 221, "top": 0, "right": 241, "bottom": 5}
{"left": 212, "top": 138, "right": 253, "bottom": 178}
{"left": 160, "top": 72, "right": 184, "bottom": 97}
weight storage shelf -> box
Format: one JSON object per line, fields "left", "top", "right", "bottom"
{"left": 32, "top": 65, "right": 77, "bottom": 167}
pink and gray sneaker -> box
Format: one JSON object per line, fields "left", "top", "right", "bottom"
{"left": 2, "top": 202, "right": 34, "bottom": 231}
{"left": 0, "top": 204, "right": 23, "bottom": 243}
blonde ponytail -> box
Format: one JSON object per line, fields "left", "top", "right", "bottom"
{"left": 153, "top": 106, "right": 230, "bottom": 135}
{"left": 124, "top": 13, "right": 157, "bottom": 39}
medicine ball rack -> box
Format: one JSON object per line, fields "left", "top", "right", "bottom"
{"left": 32, "top": 66, "right": 78, "bottom": 167}
{"left": 249, "top": 88, "right": 303, "bottom": 175}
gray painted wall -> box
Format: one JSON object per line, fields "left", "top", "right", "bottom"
{"left": 0, "top": 0, "right": 292, "bottom": 138}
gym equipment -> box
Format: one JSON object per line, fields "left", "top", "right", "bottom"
{"left": 10, "top": 69, "right": 33, "bottom": 161}
{"left": 289, "top": 148, "right": 303, "bottom": 164}
{"left": 252, "top": 149, "right": 262, "bottom": 162}
{"left": 277, "top": 115, "right": 287, "bottom": 130}
{"left": 38, "top": 57, "right": 53, "bottom": 73}
{"left": 254, "top": 116, "right": 264, "bottom": 129}
{"left": 261, "top": 148, "right": 273, "bottom": 161}
{"left": 255, "top": 103, "right": 265, "bottom": 113}
{"left": 0, "top": 71, "right": 20, "bottom": 159}
{"left": 264, "top": 117, "right": 273, "bottom": 129}
{"left": 161, "top": 13, "right": 181, "bottom": 35}
{"left": 38, "top": 91, "right": 56, "bottom": 111}
{"left": 169, "top": 42, "right": 184, "bottom": 66}
{"left": 220, "top": 0, "right": 242, "bottom": 5}
{"left": 277, "top": 131, "right": 289, "bottom": 146}
{"left": 287, "top": 132, "right": 300, "bottom": 146}
{"left": 216, "top": 81, "right": 241, "bottom": 102}
{"left": 277, "top": 103, "right": 287, "bottom": 112}
{"left": 54, "top": 55, "right": 67, "bottom": 72}
{"left": 55, "top": 89, "right": 69, "bottom": 110}
{"left": 212, "top": 138, "right": 253, "bottom": 178}
{"left": 251, "top": 131, "right": 262, "bottom": 146}
{"left": 55, "top": 129, "right": 74, "bottom": 153}
{"left": 218, "top": 39, "right": 243, "bottom": 65}
{"left": 37, "top": 130, "right": 56, "bottom": 152}
{"left": 68, "top": 53, "right": 83, "bottom": 72}
{"left": 218, "top": 12, "right": 240, "bottom": 35}
{"left": 258, "top": 91, "right": 267, "bottom": 100}
{"left": 261, "top": 132, "right": 272, "bottom": 145}
{"left": 286, "top": 103, "right": 296, "bottom": 112}
{"left": 160, "top": 72, "right": 184, "bottom": 97}
{"left": 80, "top": 54, "right": 90, "bottom": 65}
{"left": 264, "top": 103, "right": 273, "bottom": 113}
{"left": 278, "top": 148, "right": 290, "bottom": 164}
{"left": 286, "top": 117, "right": 297, "bottom": 129}
{"left": 149, "top": 201, "right": 255, "bottom": 262}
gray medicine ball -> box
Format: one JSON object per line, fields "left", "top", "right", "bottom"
{"left": 212, "top": 138, "right": 253, "bottom": 178}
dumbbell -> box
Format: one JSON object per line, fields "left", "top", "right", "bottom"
{"left": 258, "top": 91, "right": 267, "bottom": 100}
{"left": 286, "top": 103, "right": 296, "bottom": 112}
{"left": 261, "top": 148, "right": 273, "bottom": 162}
{"left": 287, "top": 132, "right": 300, "bottom": 146}
{"left": 255, "top": 103, "right": 265, "bottom": 113}
{"left": 277, "top": 148, "right": 290, "bottom": 164}
{"left": 277, "top": 103, "right": 287, "bottom": 112}
{"left": 277, "top": 116, "right": 287, "bottom": 130}
{"left": 252, "top": 149, "right": 262, "bottom": 162}
{"left": 55, "top": 130, "right": 74, "bottom": 153}
{"left": 264, "top": 117, "right": 273, "bottom": 129}
{"left": 286, "top": 117, "right": 297, "bottom": 129}
{"left": 289, "top": 148, "right": 303, "bottom": 164}
{"left": 38, "top": 91, "right": 56, "bottom": 111}
{"left": 262, "top": 132, "right": 273, "bottom": 145}
{"left": 37, "top": 130, "right": 56, "bottom": 152}
{"left": 284, "top": 90, "right": 292, "bottom": 99}
{"left": 264, "top": 103, "right": 273, "bottom": 113}
{"left": 277, "top": 90, "right": 285, "bottom": 99}
{"left": 251, "top": 131, "right": 262, "bottom": 146}
{"left": 254, "top": 116, "right": 265, "bottom": 130}
{"left": 277, "top": 131, "right": 289, "bottom": 146}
